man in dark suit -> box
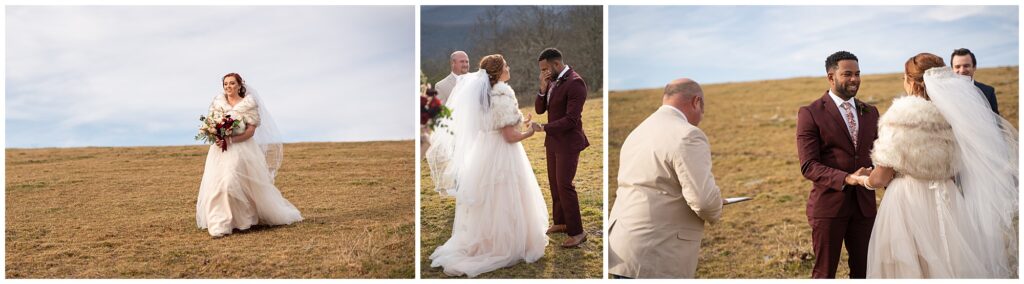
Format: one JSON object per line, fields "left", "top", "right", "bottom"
{"left": 796, "top": 51, "right": 877, "bottom": 279}
{"left": 951, "top": 48, "right": 999, "bottom": 114}
{"left": 532, "top": 48, "right": 590, "bottom": 248}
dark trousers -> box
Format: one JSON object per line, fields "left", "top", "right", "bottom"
{"left": 546, "top": 150, "right": 584, "bottom": 236}
{"left": 808, "top": 198, "right": 874, "bottom": 279}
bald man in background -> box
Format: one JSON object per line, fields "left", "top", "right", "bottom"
{"left": 608, "top": 78, "right": 724, "bottom": 279}
{"left": 434, "top": 50, "right": 470, "bottom": 104}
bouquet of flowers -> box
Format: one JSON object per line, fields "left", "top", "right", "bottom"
{"left": 421, "top": 88, "right": 452, "bottom": 132}
{"left": 195, "top": 110, "right": 245, "bottom": 151}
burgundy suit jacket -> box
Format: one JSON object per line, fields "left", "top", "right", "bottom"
{"left": 796, "top": 92, "right": 878, "bottom": 218}
{"left": 536, "top": 67, "right": 590, "bottom": 154}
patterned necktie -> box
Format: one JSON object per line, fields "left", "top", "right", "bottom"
{"left": 841, "top": 101, "right": 858, "bottom": 148}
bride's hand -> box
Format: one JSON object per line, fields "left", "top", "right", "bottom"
{"left": 524, "top": 114, "right": 533, "bottom": 127}
{"left": 531, "top": 122, "right": 544, "bottom": 132}
{"left": 525, "top": 123, "right": 536, "bottom": 137}
{"left": 215, "top": 137, "right": 233, "bottom": 148}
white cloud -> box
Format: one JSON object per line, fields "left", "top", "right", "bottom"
{"left": 609, "top": 6, "right": 1019, "bottom": 90}
{"left": 5, "top": 6, "right": 415, "bottom": 147}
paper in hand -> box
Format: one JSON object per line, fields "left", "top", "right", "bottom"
{"left": 724, "top": 197, "right": 753, "bottom": 205}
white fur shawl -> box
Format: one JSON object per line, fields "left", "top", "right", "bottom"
{"left": 211, "top": 94, "right": 261, "bottom": 127}
{"left": 870, "top": 95, "right": 957, "bottom": 180}
{"left": 488, "top": 82, "right": 523, "bottom": 130}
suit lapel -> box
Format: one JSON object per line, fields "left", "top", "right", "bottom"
{"left": 549, "top": 67, "right": 574, "bottom": 105}
{"left": 854, "top": 100, "right": 874, "bottom": 153}
{"left": 820, "top": 93, "right": 856, "bottom": 151}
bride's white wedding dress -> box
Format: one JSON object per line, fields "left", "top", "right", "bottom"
{"left": 427, "top": 72, "right": 548, "bottom": 277}
{"left": 867, "top": 67, "right": 1018, "bottom": 278}
{"left": 196, "top": 91, "right": 302, "bottom": 237}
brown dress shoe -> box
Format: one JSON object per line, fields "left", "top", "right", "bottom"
{"left": 546, "top": 224, "right": 567, "bottom": 234}
{"left": 561, "top": 232, "right": 588, "bottom": 248}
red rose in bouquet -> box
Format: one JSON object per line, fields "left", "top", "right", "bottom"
{"left": 196, "top": 112, "right": 242, "bottom": 152}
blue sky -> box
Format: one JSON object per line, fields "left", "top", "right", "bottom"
{"left": 5, "top": 6, "right": 414, "bottom": 148}
{"left": 610, "top": 6, "right": 1019, "bottom": 90}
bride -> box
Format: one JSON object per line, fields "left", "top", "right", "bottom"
{"left": 196, "top": 73, "right": 303, "bottom": 237}
{"left": 426, "top": 54, "right": 549, "bottom": 277}
{"left": 859, "top": 53, "right": 1018, "bottom": 278}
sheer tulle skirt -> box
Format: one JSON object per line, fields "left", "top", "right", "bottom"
{"left": 867, "top": 177, "right": 987, "bottom": 278}
{"left": 429, "top": 131, "right": 549, "bottom": 277}
{"left": 196, "top": 139, "right": 302, "bottom": 237}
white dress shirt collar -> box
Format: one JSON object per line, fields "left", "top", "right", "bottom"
{"left": 557, "top": 65, "right": 570, "bottom": 80}
{"left": 828, "top": 90, "right": 857, "bottom": 111}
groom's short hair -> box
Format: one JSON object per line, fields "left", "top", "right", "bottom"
{"left": 950, "top": 48, "right": 977, "bottom": 66}
{"left": 538, "top": 48, "right": 563, "bottom": 62}
{"left": 825, "top": 51, "right": 858, "bottom": 73}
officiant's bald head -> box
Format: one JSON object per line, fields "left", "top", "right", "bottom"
{"left": 450, "top": 51, "right": 469, "bottom": 75}
{"left": 663, "top": 78, "right": 705, "bottom": 126}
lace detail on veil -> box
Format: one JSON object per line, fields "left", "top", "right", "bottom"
{"left": 924, "top": 67, "right": 1019, "bottom": 277}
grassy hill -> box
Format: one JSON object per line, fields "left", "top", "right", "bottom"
{"left": 608, "top": 67, "right": 1018, "bottom": 278}
{"left": 420, "top": 96, "right": 604, "bottom": 278}
{"left": 6, "top": 141, "right": 415, "bottom": 278}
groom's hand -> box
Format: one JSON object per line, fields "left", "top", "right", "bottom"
{"left": 843, "top": 167, "right": 873, "bottom": 186}
{"left": 539, "top": 70, "right": 551, "bottom": 93}
{"left": 531, "top": 122, "right": 544, "bottom": 132}
{"left": 854, "top": 167, "right": 873, "bottom": 177}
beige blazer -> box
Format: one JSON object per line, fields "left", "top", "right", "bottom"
{"left": 608, "top": 105, "right": 723, "bottom": 279}
{"left": 435, "top": 72, "right": 458, "bottom": 104}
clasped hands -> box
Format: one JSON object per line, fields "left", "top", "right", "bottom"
{"left": 523, "top": 114, "right": 544, "bottom": 133}
{"left": 844, "top": 167, "right": 876, "bottom": 190}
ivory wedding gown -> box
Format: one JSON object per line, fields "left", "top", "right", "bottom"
{"left": 427, "top": 74, "right": 548, "bottom": 277}
{"left": 196, "top": 93, "right": 302, "bottom": 237}
{"left": 867, "top": 68, "right": 1017, "bottom": 278}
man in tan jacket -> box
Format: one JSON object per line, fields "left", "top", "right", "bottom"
{"left": 434, "top": 50, "right": 470, "bottom": 104}
{"left": 608, "top": 78, "right": 724, "bottom": 279}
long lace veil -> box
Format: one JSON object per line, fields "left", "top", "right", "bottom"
{"left": 244, "top": 84, "right": 285, "bottom": 181}
{"left": 924, "top": 67, "right": 1019, "bottom": 277}
{"left": 425, "top": 71, "right": 491, "bottom": 197}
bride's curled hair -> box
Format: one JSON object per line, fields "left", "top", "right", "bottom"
{"left": 223, "top": 72, "right": 247, "bottom": 98}
{"left": 904, "top": 53, "right": 945, "bottom": 99}
{"left": 479, "top": 54, "right": 505, "bottom": 87}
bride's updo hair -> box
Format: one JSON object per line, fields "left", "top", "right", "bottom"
{"left": 904, "top": 53, "right": 945, "bottom": 99}
{"left": 223, "top": 73, "right": 247, "bottom": 98}
{"left": 479, "top": 54, "right": 505, "bottom": 86}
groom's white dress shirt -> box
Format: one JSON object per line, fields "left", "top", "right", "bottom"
{"left": 828, "top": 90, "right": 859, "bottom": 133}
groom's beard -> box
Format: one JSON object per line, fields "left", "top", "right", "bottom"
{"left": 835, "top": 82, "right": 859, "bottom": 98}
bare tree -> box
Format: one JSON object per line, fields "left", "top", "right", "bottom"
{"left": 468, "top": 6, "right": 603, "bottom": 106}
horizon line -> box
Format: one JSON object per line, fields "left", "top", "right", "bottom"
{"left": 5, "top": 138, "right": 415, "bottom": 151}
{"left": 609, "top": 64, "right": 1020, "bottom": 92}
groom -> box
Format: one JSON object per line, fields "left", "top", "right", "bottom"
{"left": 796, "top": 51, "right": 877, "bottom": 279}
{"left": 532, "top": 48, "right": 590, "bottom": 248}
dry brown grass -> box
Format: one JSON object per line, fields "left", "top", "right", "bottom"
{"left": 420, "top": 96, "right": 604, "bottom": 279}
{"left": 609, "top": 67, "right": 1018, "bottom": 278}
{"left": 6, "top": 141, "right": 415, "bottom": 278}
